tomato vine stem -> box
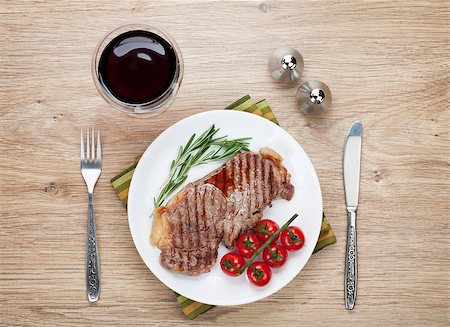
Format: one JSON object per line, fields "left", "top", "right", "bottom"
{"left": 237, "top": 213, "right": 299, "bottom": 274}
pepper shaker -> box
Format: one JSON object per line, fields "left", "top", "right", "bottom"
{"left": 296, "top": 80, "right": 332, "bottom": 113}
{"left": 268, "top": 47, "right": 304, "bottom": 83}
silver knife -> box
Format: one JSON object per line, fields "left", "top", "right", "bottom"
{"left": 343, "top": 121, "right": 363, "bottom": 310}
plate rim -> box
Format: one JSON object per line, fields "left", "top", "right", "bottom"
{"left": 128, "top": 110, "right": 323, "bottom": 305}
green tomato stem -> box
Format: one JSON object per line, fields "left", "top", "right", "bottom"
{"left": 237, "top": 213, "right": 299, "bottom": 274}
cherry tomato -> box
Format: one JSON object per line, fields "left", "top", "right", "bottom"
{"left": 280, "top": 226, "right": 305, "bottom": 251}
{"left": 246, "top": 261, "right": 272, "bottom": 286}
{"left": 237, "top": 233, "right": 262, "bottom": 258}
{"left": 263, "top": 244, "right": 288, "bottom": 268}
{"left": 220, "top": 252, "right": 245, "bottom": 277}
{"left": 255, "top": 219, "right": 280, "bottom": 243}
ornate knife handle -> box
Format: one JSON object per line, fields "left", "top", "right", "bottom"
{"left": 86, "top": 193, "right": 100, "bottom": 302}
{"left": 345, "top": 210, "right": 357, "bottom": 310}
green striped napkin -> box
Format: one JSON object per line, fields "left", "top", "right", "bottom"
{"left": 111, "top": 95, "right": 336, "bottom": 319}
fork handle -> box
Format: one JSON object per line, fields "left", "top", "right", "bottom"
{"left": 86, "top": 193, "right": 100, "bottom": 302}
{"left": 345, "top": 210, "right": 357, "bottom": 310}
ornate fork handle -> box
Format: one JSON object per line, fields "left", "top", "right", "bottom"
{"left": 345, "top": 210, "right": 357, "bottom": 310}
{"left": 86, "top": 193, "right": 100, "bottom": 302}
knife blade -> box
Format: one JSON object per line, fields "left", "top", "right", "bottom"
{"left": 343, "top": 121, "right": 363, "bottom": 310}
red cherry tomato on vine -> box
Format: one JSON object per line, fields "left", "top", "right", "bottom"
{"left": 255, "top": 219, "right": 280, "bottom": 243}
{"left": 280, "top": 226, "right": 305, "bottom": 251}
{"left": 246, "top": 261, "right": 272, "bottom": 286}
{"left": 236, "top": 233, "right": 262, "bottom": 258}
{"left": 220, "top": 252, "right": 245, "bottom": 277}
{"left": 263, "top": 243, "right": 288, "bottom": 268}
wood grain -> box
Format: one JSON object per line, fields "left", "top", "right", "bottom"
{"left": 1, "top": 0, "right": 449, "bottom": 326}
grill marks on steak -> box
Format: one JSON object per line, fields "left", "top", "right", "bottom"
{"left": 214, "top": 150, "right": 293, "bottom": 248}
{"left": 151, "top": 148, "right": 294, "bottom": 275}
{"left": 157, "top": 184, "right": 227, "bottom": 274}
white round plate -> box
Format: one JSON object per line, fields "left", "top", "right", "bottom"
{"left": 128, "top": 110, "right": 323, "bottom": 306}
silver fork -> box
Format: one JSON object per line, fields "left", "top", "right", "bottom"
{"left": 80, "top": 128, "right": 102, "bottom": 303}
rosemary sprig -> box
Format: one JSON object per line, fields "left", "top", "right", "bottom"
{"left": 153, "top": 124, "right": 251, "bottom": 207}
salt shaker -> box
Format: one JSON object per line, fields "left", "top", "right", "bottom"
{"left": 268, "top": 47, "right": 304, "bottom": 83}
{"left": 296, "top": 80, "right": 332, "bottom": 113}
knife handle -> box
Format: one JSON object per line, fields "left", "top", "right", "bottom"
{"left": 345, "top": 210, "right": 357, "bottom": 310}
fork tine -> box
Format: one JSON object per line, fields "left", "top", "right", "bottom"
{"left": 86, "top": 128, "right": 90, "bottom": 160}
{"left": 97, "top": 129, "right": 101, "bottom": 160}
{"left": 80, "top": 128, "right": 85, "bottom": 160}
{"left": 91, "top": 128, "right": 95, "bottom": 160}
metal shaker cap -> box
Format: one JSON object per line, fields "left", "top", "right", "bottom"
{"left": 296, "top": 80, "right": 332, "bottom": 113}
{"left": 268, "top": 47, "right": 304, "bottom": 83}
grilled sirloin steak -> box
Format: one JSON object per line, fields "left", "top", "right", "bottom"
{"left": 150, "top": 148, "right": 294, "bottom": 275}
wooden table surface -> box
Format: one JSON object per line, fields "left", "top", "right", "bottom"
{"left": 1, "top": 1, "right": 449, "bottom": 326}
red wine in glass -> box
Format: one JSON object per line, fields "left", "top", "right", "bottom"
{"left": 93, "top": 25, "right": 183, "bottom": 115}
{"left": 99, "top": 30, "right": 177, "bottom": 104}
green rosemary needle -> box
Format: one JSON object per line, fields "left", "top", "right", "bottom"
{"left": 154, "top": 124, "right": 251, "bottom": 207}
